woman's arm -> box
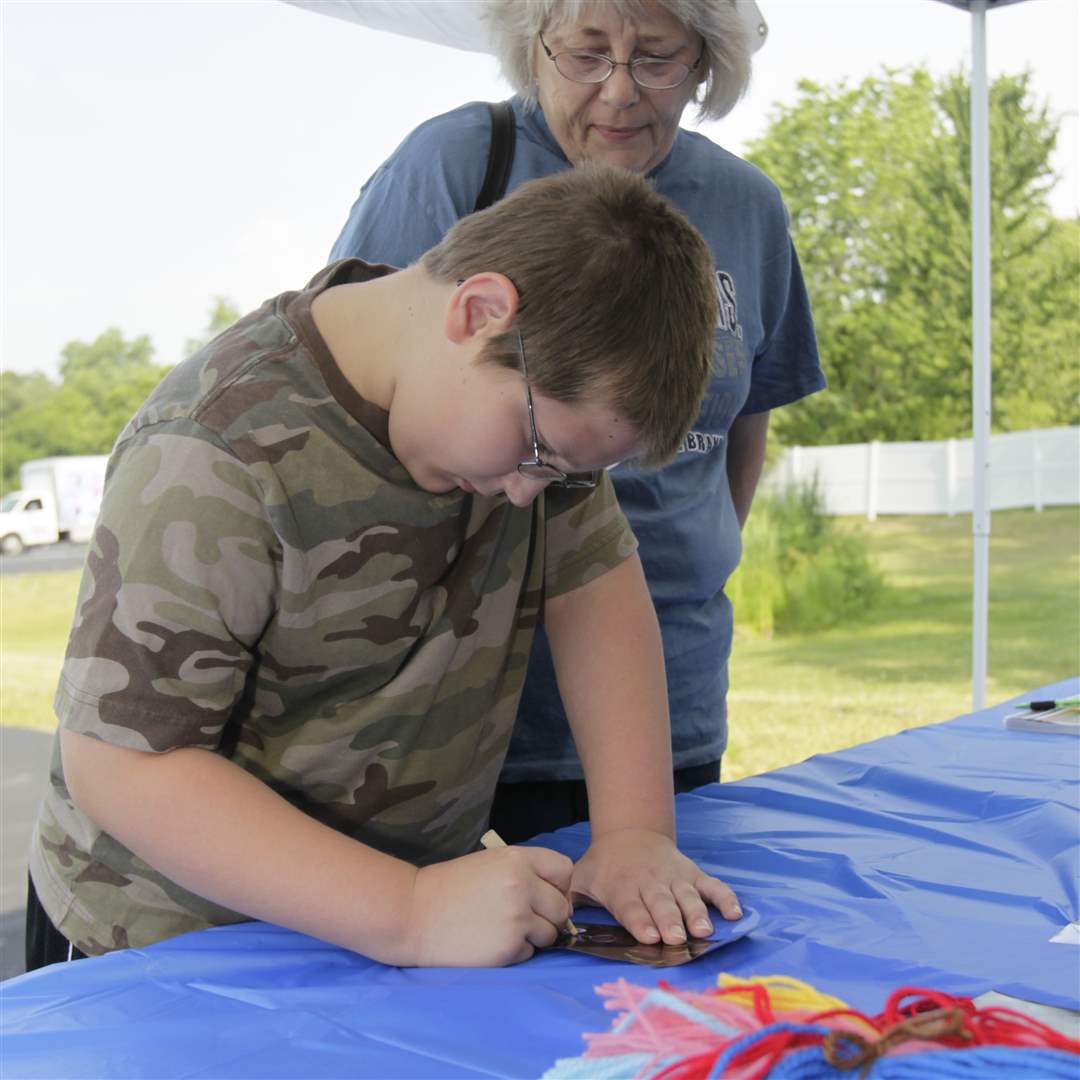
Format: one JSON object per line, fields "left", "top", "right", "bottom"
{"left": 727, "top": 409, "right": 771, "bottom": 528}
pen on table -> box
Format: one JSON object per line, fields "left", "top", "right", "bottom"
{"left": 480, "top": 828, "right": 581, "bottom": 936}
{"left": 1019, "top": 695, "right": 1080, "bottom": 712}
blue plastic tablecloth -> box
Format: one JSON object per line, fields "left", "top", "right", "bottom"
{"left": 3, "top": 679, "right": 1077, "bottom": 1078}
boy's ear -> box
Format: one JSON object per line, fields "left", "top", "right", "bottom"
{"left": 445, "top": 273, "right": 519, "bottom": 345}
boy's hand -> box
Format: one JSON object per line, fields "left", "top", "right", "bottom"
{"left": 570, "top": 829, "right": 742, "bottom": 945}
{"left": 406, "top": 845, "right": 574, "bottom": 966}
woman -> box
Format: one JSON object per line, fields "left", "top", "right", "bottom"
{"left": 331, "top": 0, "right": 825, "bottom": 841}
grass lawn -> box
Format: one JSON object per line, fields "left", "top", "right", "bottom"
{"left": 1, "top": 569, "right": 84, "bottom": 733}
{"left": 2, "top": 506, "right": 1077, "bottom": 780}
{"left": 725, "top": 505, "right": 1080, "bottom": 779}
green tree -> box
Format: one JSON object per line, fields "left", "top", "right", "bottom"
{"left": 183, "top": 296, "right": 240, "bottom": 358}
{"left": 47, "top": 328, "right": 170, "bottom": 454}
{"left": 747, "top": 68, "right": 1079, "bottom": 445}
{"left": 1, "top": 298, "right": 241, "bottom": 492}
{"left": 1, "top": 371, "right": 57, "bottom": 490}
{"left": 1, "top": 329, "right": 170, "bottom": 492}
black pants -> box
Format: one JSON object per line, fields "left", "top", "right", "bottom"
{"left": 25, "top": 874, "right": 87, "bottom": 972}
{"left": 488, "top": 760, "right": 721, "bottom": 844}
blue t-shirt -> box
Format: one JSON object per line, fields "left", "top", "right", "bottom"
{"left": 331, "top": 97, "right": 824, "bottom": 780}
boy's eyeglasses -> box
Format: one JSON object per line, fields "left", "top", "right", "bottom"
{"left": 516, "top": 332, "right": 597, "bottom": 489}
{"left": 538, "top": 32, "right": 704, "bottom": 91}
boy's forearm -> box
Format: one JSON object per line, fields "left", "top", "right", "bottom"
{"left": 60, "top": 729, "right": 421, "bottom": 964}
{"left": 544, "top": 554, "right": 675, "bottom": 838}
{"left": 547, "top": 558, "right": 743, "bottom": 943}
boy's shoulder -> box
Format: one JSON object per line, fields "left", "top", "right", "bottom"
{"left": 119, "top": 261, "right": 388, "bottom": 450}
{"left": 118, "top": 297, "right": 299, "bottom": 448}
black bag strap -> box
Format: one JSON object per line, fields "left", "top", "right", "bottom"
{"left": 473, "top": 100, "right": 517, "bottom": 213}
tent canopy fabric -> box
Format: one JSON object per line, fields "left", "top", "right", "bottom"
{"left": 930, "top": 0, "right": 1030, "bottom": 10}
{"left": 283, "top": 0, "right": 769, "bottom": 55}
{"left": 284, "top": 1, "right": 490, "bottom": 54}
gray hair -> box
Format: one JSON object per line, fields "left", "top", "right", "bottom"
{"left": 483, "top": 0, "right": 752, "bottom": 122}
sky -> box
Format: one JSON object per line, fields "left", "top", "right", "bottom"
{"left": 2, "top": 0, "right": 1077, "bottom": 379}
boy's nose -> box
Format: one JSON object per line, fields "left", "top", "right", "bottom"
{"left": 502, "top": 472, "right": 552, "bottom": 508}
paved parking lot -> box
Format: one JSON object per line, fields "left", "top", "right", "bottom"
{"left": 1, "top": 727, "right": 55, "bottom": 980}
{"left": 0, "top": 539, "right": 89, "bottom": 575}
{"left": 1, "top": 544, "right": 86, "bottom": 978}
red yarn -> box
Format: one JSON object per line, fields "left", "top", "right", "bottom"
{"left": 649, "top": 1045, "right": 722, "bottom": 1080}
{"left": 651, "top": 1023, "right": 829, "bottom": 1080}
{"left": 871, "top": 988, "right": 1080, "bottom": 1053}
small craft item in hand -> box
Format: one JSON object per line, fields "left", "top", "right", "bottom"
{"left": 547, "top": 922, "right": 728, "bottom": 968}
{"left": 548, "top": 907, "right": 760, "bottom": 968}
{"left": 478, "top": 829, "right": 758, "bottom": 967}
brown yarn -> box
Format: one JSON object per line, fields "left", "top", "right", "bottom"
{"left": 822, "top": 1007, "right": 970, "bottom": 1076}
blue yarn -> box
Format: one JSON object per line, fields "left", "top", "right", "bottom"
{"left": 706, "top": 1021, "right": 834, "bottom": 1078}
{"left": 878, "top": 1047, "right": 1080, "bottom": 1078}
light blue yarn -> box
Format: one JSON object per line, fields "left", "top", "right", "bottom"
{"left": 611, "top": 988, "right": 743, "bottom": 1041}
{"left": 543, "top": 1051, "right": 658, "bottom": 1079}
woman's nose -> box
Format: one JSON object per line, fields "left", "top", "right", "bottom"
{"left": 598, "top": 64, "right": 640, "bottom": 109}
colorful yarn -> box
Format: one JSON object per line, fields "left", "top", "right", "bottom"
{"left": 542, "top": 975, "right": 1080, "bottom": 1080}
{"left": 762, "top": 1045, "right": 1080, "bottom": 1079}
{"left": 714, "top": 974, "right": 851, "bottom": 1016}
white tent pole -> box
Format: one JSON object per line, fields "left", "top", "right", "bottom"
{"left": 970, "top": 0, "right": 991, "bottom": 709}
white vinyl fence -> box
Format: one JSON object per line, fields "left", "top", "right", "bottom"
{"left": 764, "top": 426, "right": 1079, "bottom": 519}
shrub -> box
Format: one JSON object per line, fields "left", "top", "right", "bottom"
{"left": 729, "top": 481, "right": 885, "bottom": 636}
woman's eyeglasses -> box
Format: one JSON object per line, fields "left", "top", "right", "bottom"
{"left": 539, "top": 32, "right": 704, "bottom": 91}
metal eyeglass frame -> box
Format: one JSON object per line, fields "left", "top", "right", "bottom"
{"left": 538, "top": 31, "right": 704, "bottom": 91}
{"left": 516, "top": 331, "right": 597, "bottom": 489}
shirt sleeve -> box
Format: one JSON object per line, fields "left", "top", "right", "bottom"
{"left": 55, "top": 424, "right": 279, "bottom": 754}
{"left": 741, "top": 233, "right": 825, "bottom": 416}
{"left": 541, "top": 472, "right": 638, "bottom": 600}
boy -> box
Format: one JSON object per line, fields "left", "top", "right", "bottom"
{"left": 28, "top": 164, "right": 741, "bottom": 970}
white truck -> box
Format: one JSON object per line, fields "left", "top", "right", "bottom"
{"left": 0, "top": 455, "right": 109, "bottom": 555}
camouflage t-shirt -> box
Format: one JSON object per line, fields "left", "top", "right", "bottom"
{"left": 30, "top": 259, "right": 636, "bottom": 956}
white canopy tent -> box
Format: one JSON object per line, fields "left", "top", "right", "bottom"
{"left": 287, "top": 0, "right": 1037, "bottom": 710}
{"left": 927, "top": 0, "right": 1037, "bottom": 708}
{"left": 284, "top": 1, "right": 769, "bottom": 54}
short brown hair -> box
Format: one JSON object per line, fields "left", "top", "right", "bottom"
{"left": 421, "top": 165, "right": 717, "bottom": 466}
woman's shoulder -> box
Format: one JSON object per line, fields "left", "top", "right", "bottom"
{"left": 368, "top": 100, "right": 498, "bottom": 205}
{"left": 669, "top": 129, "right": 786, "bottom": 207}
{"left": 392, "top": 100, "right": 495, "bottom": 157}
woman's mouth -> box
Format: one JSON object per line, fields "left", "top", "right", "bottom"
{"left": 593, "top": 124, "right": 645, "bottom": 142}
